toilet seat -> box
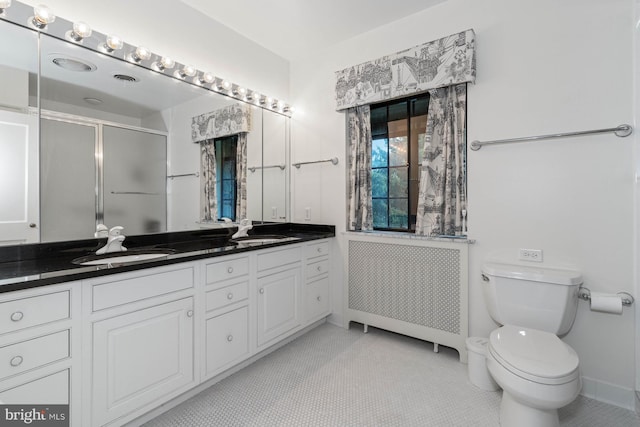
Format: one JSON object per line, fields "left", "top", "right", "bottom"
{"left": 489, "top": 325, "right": 579, "bottom": 385}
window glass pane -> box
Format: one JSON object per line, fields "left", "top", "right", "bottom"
{"left": 370, "top": 106, "right": 388, "bottom": 137}
{"left": 389, "top": 136, "right": 407, "bottom": 166}
{"left": 372, "top": 199, "right": 388, "bottom": 228}
{"left": 221, "top": 199, "right": 234, "bottom": 218}
{"left": 222, "top": 160, "right": 235, "bottom": 179}
{"left": 388, "top": 101, "right": 406, "bottom": 121}
{"left": 222, "top": 180, "right": 235, "bottom": 198}
{"left": 389, "top": 167, "right": 408, "bottom": 198}
{"left": 412, "top": 96, "right": 429, "bottom": 116}
{"left": 372, "top": 138, "right": 388, "bottom": 167}
{"left": 389, "top": 198, "right": 408, "bottom": 229}
{"left": 371, "top": 168, "right": 388, "bottom": 198}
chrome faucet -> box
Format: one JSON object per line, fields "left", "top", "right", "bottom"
{"left": 231, "top": 219, "right": 253, "bottom": 239}
{"left": 96, "top": 226, "right": 127, "bottom": 254}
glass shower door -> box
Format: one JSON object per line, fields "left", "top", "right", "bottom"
{"left": 40, "top": 118, "right": 97, "bottom": 242}
{"left": 102, "top": 125, "right": 167, "bottom": 236}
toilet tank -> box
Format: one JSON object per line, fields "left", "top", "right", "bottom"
{"left": 481, "top": 262, "right": 583, "bottom": 335}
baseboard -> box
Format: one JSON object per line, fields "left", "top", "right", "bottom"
{"left": 581, "top": 376, "right": 636, "bottom": 410}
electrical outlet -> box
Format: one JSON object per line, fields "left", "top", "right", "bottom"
{"left": 519, "top": 248, "right": 543, "bottom": 262}
{"left": 271, "top": 207, "right": 277, "bottom": 219}
{"left": 304, "top": 207, "right": 311, "bottom": 221}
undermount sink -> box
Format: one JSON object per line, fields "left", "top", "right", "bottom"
{"left": 230, "top": 235, "right": 298, "bottom": 245}
{"left": 72, "top": 249, "right": 174, "bottom": 266}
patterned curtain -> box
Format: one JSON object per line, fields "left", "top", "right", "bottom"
{"left": 415, "top": 84, "right": 467, "bottom": 237}
{"left": 347, "top": 105, "right": 373, "bottom": 231}
{"left": 200, "top": 139, "right": 217, "bottom": 221}
{"left": 235, "top": 132, "right": 248, "bottom": 220}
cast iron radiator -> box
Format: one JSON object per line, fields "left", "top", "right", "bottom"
{"left": 347, "top": 236, "right": 469, "bottom": 362}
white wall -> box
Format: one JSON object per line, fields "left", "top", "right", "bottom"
{"left": 23, "top": 0, "right": 290, "bottom": 99}
{"left": 290, "top": 0, "right": 636, "bottom": 408}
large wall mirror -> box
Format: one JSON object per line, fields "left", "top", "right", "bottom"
{"left": 0, "top": 5, "right": 290, "bottom": 245}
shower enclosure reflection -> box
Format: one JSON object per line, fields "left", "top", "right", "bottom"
{"left": 0, "top": 11, "right": 290, "bottom": 245}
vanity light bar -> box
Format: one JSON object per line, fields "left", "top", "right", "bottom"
{"left": 0, "top": 1, "right": 293, "bottom": 116}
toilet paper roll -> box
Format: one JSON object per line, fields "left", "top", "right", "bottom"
{"left": 589, "top": 292, "right": 623, "bottom": 314}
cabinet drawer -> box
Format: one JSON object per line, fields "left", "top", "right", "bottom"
{"left": 206, "top": 281, "right": 249, "bottom": 312}
{"left": 0, "top": 291, "right": 69, "bottom": 335}
{"left": 92, "top": 266, "right": 194, "bottom": 312}
{"left": 205, "top": 256, "right": 249, "bottom": 285}
{"left": 306, "top": 258, "right": 329, "bottom": 280}
{"left": 205, "top": 306, "right": 249, "bottom": 376}
{"left": 0, "top": 330, "right": 69, "bottom": 380}
{"left": 305, "top": 240, "right": 329, "bottom": 259}
{"left": 257, "top": 246, "right": 301, "bottom": 272}
{"left": 0, "top": 369, "right": 69, "bottom": 404}
{"left": 306, "top": 277, "right": 330, "bottom": 322}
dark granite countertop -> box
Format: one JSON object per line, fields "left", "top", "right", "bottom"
{"left": 0, "top": 223, "right": 335, "bottom": 293}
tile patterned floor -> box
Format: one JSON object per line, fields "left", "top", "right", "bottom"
{"left": 143, "top": 323, "right": 640, "bottom": 427}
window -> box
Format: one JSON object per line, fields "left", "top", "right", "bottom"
{"left": 370, "top": 95, "right": 429, "bottom": 231}
{"left": 215, "top": 135, "right": 238, "bottom": 220}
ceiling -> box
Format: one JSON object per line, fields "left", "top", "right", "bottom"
{"left": 179, "top": 0, "right": 446, "bottom": 60}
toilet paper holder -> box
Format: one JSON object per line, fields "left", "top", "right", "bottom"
{"left": 578, "top": 287, "right": 634, "bottom": 307}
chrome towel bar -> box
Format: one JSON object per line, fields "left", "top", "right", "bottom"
{"left": 470, "top": 124, "right": 632, "bottom": 151}
{"left": 292, "top": 157, "right": 339, "bottom": 168}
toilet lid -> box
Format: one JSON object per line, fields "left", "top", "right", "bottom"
{"left": 489, "top": 325, "right": 579, "bottom": 383}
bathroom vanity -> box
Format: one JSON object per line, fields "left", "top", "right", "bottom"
{"left": 0, "top": 223, "right": 334, "bottom": 427}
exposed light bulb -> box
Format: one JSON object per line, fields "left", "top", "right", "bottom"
{"left": 131, "top": 46, "right": 151, "bottom": 62}
{"left": 198, "top": 72, "right": 214, "bottom": 85}
{"left": 0, "top": 0, "right": 12, "bottom": 13}
{"left": 176, "top": 65, "right": 196, "bottom": 79}
{"left": 104, "top": 34, "right": 123, "bottom": 52}
{"left": 222, "top": 80, "right": 230, "bottom": 90}
{"left": 69, "top": 21, "right": 92, "bottom": 41}
{"left": 155, "top": 56, "right": 175, "bottom": 71}
{"left": 32, "top": 4, "right": 55, "bottom": 29}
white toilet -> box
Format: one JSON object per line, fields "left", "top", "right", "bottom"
{"left": 481, "top": 262, "right": 583, "bottom": 427}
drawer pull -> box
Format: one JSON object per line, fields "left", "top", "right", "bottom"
{"left": 317, "top": 266, "right": 322, "bottom": 272}
{"left": 227, "top": 267, "right": 234, "bottom": 274}
{"left": 10, "top": 311, "right": 24, "bottom": 322}
{"left": 227, "top": 335, "right": 233, "bottom": 342}
{"left": 317, "top": 296, "right": 322, "bottom": 302}
{"left": 317, "top": 247, "right": 322, "bottom": 253}
{"left": 259, "top": 288, "right": 264, "bottom": 294}
{"left": 227, "top": 293, "right": 234, "bottom": 300}
{"left": 186, "top": 310, "right": 194, "bottom": 318}
{"left": 10, "top": 356, "right": 23, "bottom": 367}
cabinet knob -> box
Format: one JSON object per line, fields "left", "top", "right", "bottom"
{"left": 317, "top": 266, "right": 322, "bottom": 272}
{"left": 186, "top": 310, "right": 194, "bottom": 318}
{"left": 317, "top": 247, "right": 322, "bottom": 253}
{"left": 317, "top": 296, "right": 321, "bottom": 302}
{"left": 227, "top": 335, "right": 233, "bottom": 342}
{"left": 227, "top": 293, "right": 234, "bottom": 300}
{"left": 227, "top": 267, "right": 234, "bottom": 274}
{"left": 10, "top": 356, "right": 23, "bottom": 367}
{"left": 10, "top": 311, "right": 24, "bottom": 322}
{"left": 259, "top": 288, "right": 264, "bottom": 294}
{"left": 29, "top": 223, "right": 37, "bottom": 228}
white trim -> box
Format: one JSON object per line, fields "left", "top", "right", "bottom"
{"left": 581, "top": 376, "right": 636, "bottom": 411}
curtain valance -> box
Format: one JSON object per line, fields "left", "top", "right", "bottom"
{"left": 335, "top": 29, "right": 475, "bottom": 111}
{"left": 191, "top": 103, "right": 252, "bottom": 142}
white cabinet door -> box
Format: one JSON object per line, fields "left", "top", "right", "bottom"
{"left": 92, "top": 297, "right": 194, "bottom": 426}
{"left": 257, "top": 267, "right": 301, "bottom": 347}
{"left": 205, "top": 306, "right": 249, "bottom": 379}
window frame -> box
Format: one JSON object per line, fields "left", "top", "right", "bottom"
{"left": 370, "top": 94, "right": 429, "bottom": 232}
